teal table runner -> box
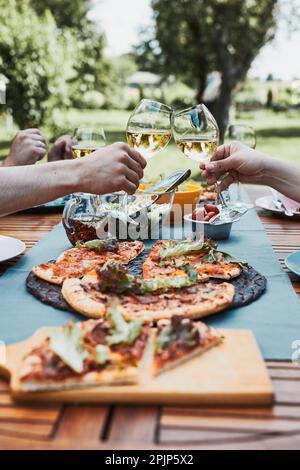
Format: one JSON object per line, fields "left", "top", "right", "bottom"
{"left": 0, "top": 193, "right": 299, "bottom": 359}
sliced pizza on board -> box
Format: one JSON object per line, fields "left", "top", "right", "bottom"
{"left": 142, "top": 239, "right": 242, "bottom": 282}
{"left": 18, "top": 306, "right": 151, "bottom": 392}
{"left": 32, "top": 239, "right": 144, "bottom": 285}
{"left": 153, "top": 316, "right": 222, "bottom": 376}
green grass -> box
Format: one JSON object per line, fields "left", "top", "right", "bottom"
{"left": 1, "top": 108, "right": 300, "bottom": 181}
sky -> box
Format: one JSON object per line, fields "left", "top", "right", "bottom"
{"left": 89, "top": 0, "right": 300, "bottom": 81}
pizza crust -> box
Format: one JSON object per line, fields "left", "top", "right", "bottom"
{"left": 32, "top": 264, "right": 64, "bottom": 285}
{"left": 19, "top": 365, "right": 139, "bottom": 392}
{"left": 62, "top": 278, "right": 108, "bottom": 319}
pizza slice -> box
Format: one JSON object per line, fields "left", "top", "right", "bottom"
{"left": 18, "top": 306, "right": 150, "bottom": 391}
{"left": 153, "top": 315, "right": 222, "bottom": 376}
{"left": 142, "top": 239, "right": 242, "bottom": 282}
{"left": 32, "top": 239, "right": 144, "bottom": 285}
{"left": 62, "top": 260, "right": 235, "bottom": 322}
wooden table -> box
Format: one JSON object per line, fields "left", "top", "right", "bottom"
{"left": 1, "top": 185, "right": 300, "bottom": 450}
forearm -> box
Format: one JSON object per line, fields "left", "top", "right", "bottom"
{"left": 263, "top": 157, "right": 300, "bottom": 202}
{"left": 0, "top": 159, "right": 81, "bottom": 216}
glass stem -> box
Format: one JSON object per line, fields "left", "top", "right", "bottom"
{"left": 236, "top": 181, "right": 243, "bottom": 205}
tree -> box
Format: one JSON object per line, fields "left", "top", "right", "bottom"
{"left": 0, "top": 0, "right": 110, "bottom": 129}
{"left": 31, "top": 0, "right": 111, "bottom": 108}
{"left": 0, "top": 0, "right": 77, "bottom": 128}
{"left": 68, "top": 22, "right": 112, "bottom": 108}
{"left": 136, "top": 0, "right": 278, "bottom": 139}
{"left": 30, "top": 0, "right": 91, "bottom": 29}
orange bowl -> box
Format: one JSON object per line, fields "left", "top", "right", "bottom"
{"left": 138, "top": 181, "right": 203, "bottom": 223}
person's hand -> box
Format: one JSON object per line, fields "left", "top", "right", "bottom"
{"left": 77, "top": 142, "right": 147, "bottom": 195}
{"left": 3, "top": 129, "right": 47, "bottom": 167}
{"left": 200, "top": 141, "right": 268, "bottom": 191}
{"left": 48, "top": 135, "right": 74, "bottom": 162}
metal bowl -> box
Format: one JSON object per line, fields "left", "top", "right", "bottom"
{"left": 183, "top": 213, "right": 239, "bottom": 240}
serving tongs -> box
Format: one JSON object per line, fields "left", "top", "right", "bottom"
{"left": 144, "top": 169, "right": 192, "bottom": 195}
{"left": 128, "top": 169, "right": 192, "bottom": 220}
{"left": 209, "top": 204, "right": 249, "bottom": 225}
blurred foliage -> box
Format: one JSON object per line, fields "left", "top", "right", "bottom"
{"left": 0, "top": 0, "right": 76, "bottom": 128}
{"left": 135, "top": 0, "right": 279, "bottom": 138}
{"left": 30, "top": 0, "right": 91, "bottom": 29}
{"left": 235, "top": 79, "right": 300, "bottom": 111}
{"left": 105, "top": 54, "right": 138, "bottom": 109}
{"left": 0, "top": 0, "right": 109, "bottom": 130}
{"left": 163, "top": 82, "right": 195, "bottom": 110}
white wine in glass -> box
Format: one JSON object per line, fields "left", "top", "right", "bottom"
{"left": 173, "top": 104, "right": 219, "bottom": 163}
{"left": 127, "top": 129, "right": 172, "bottom": 159}
{"left": 72, "top": 127, "right": 106, "bottom": 159}
{"left": 173, "top": 104, "right": 229, "bottom": 206}
{"left": 126, "top": 99, "right": 173, "bottom": 160}
{"left": 176, "top": 137, "right": 219, "bottom": 161}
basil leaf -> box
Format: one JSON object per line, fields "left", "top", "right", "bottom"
{"left": 49, "top": 322, "right": 87, "bottom": 373}
{"left": 107, "top": 305, "right": 142, "bottom": 346}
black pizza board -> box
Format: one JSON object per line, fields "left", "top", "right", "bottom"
{"left": 26, "top": 250, "right": 267, "bottom": 313}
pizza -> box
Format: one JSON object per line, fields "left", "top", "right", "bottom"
{"left": 142, "top": 240, "right": 242, "bottom": 282}
{"left": 62, "top": 261, "right": 235, "bottom": 322}
{"left": 18, "top": 306, "right": 151, "bottom": 391}
{"left": 18, "top": 312, "right": 223, "bottom": 391}
{"left": 32, "top": 239, "right": 144, "bottom": 285}
{"left": 153, "top": 315, "right": 222, "bottom": 375}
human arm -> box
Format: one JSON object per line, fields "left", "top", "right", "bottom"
{"left": 200, "top": 141, "right": 300, "bottom": 203}
{"left": 0, "top": 142, "right": 146, "bottom": 216}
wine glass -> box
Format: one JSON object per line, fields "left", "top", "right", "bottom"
{"left": 225, "top": 124, "right": 256, "bottom": 149}
{"left": 173, "top": 103, "right": 227, "bottom": 207}
{"left": 126, "top": 99, "right": 173, "bottom": 160}
{"left": 124, "top": 99, "right": 173, "bottom": 211}
{"left": 173, "top": 104, "right": 219, "bottom": 162}
{"left": 72, "top": 127, "right": 106, "bottom": 159}
{"left": 225, "top": 124, "right": 256, "bottom": 208}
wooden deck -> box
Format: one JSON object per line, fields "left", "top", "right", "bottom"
{"left": 1, "top": 185, "right": 300, "bottom": 450}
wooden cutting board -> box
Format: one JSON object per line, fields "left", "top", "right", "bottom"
{"left": 0, "top": 328, "right": 273, "bottom": 406}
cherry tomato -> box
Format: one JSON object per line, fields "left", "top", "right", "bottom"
{"left": 205, "top": 211, "right": 216, "bottom": 221}
{"left": 204, "top": 204, "right": 219, "bottom": 214}
{"left": 192, "top": 207, "right": 205, "bottom": 221}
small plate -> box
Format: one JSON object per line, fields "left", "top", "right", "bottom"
{"left": 255, "top": 196, "right": 300, "bottom": 218}
{"left": 285, "top": 251, "right": 300, "bottom": 277}
{"left": 37, "top": 195, "right": 70, "bottom": 209}
{"left": 0, "top": 235, "right": 26, "bottom": 263}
